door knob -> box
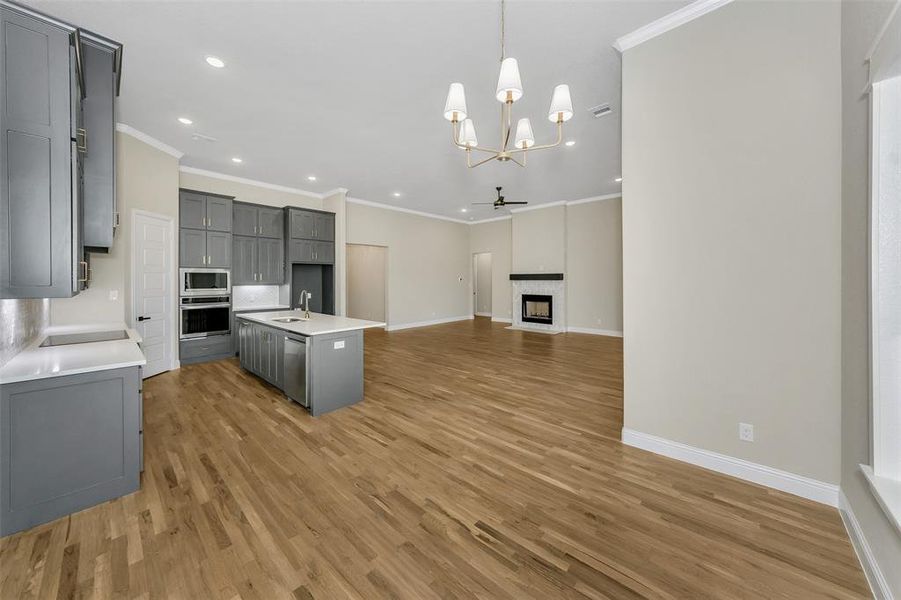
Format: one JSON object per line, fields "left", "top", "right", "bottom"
{"left": 137, "top": 316, "right": 151, "bottom": 322}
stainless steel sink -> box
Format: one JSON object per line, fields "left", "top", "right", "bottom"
{"left": 271, "top": 317, "right": 308, "bottom": 323}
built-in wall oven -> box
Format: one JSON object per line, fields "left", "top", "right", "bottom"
{"left": 179, "top": 296, "right": 231, "bottom": 339}
{"left": 180, "top": 268, "right": 230, "bottom": 297}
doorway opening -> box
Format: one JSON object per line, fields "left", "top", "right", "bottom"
{"left": 346, "top": 244, "right": 387, "bottom": 324}
{"left": 473, "top": 252, "right": 492, "bottom": 318}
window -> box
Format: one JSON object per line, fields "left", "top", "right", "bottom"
{"left": 866, "top": 72, "right": 901, "bottom": 532}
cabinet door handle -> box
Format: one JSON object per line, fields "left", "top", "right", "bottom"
{"left": 202, "top": 255, "right": 206, "bottom": 265}
{"left": 207, "top": 255, "right": 212, "bottom": 265}
{"left": 78, "top": 261, "right": 88, "bottom": 282}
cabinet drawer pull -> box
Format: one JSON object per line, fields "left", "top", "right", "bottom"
{"left": 76, "top": 128, "right": 87, "bottom": 153}
{"left": 78, "top": 260, "right": 88, "bottom": 282}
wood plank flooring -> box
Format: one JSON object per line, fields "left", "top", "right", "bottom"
{"left": 0, "top": 318, "right": 868, "bottom": 599}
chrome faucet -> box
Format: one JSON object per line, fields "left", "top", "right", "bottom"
{"left": 299, "top": 289, "right": 311, "bottom": 319}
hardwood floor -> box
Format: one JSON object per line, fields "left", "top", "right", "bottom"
{"left": 0, "top": 318, "right": 868, "bottom": 599}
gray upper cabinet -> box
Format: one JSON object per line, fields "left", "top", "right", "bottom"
{"left": 258, "top": 237, "right": 284, "bottom": 284}
{"left": 233, "top": 203, "right": 257, "bottom": 236}
{"left": 179, "top": 190, "right": 233, "bottom": 232}
{"left": 179, "top": 229, "right": 206, "bottom": 267}
{"left": 180, "top": 191, "right": 206, "bottom": 229}
{"left": 1, "top": 7, "right": 85, "bottom": 298}
{"left": 288, "top": 239, "right": 314, "bottom": 263}
{"left": 313, "top": 241, "right": 335, "bottom": 264}
{"left": 81, "top": 39, "right": 119, "bottom": 251}
{"left": 206, "top": 197, "right": 232, "bottom": 232}
{"left": 257, "top": 207, "right": 283, "bottom": 239}
{"left": 285, "top": 208, "right": 335, "bottom": 266}
{"left": 290, "top": 210, "right": 315, "bottom": 239}
{"left": 206, "top": 231, "right": 231, "bottom": 267}
{"left": 314, "top": 213, "right": 335, "bottom": 241}
{"left": 233, "top": 235, "right": 257, "bottom": 284}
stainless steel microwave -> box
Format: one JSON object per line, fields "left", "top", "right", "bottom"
{"left": 179, "top": 268, "right": 230, "bottom": 297}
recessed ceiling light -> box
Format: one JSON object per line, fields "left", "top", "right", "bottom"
{"left": 205, "top": 56, "right": 226, "bottom": 68}
{"left": 307, "top": 175, "right": 317, "bottom": 182}
{"left": 615, "top": 176, "right": 623, "bottom": 183}
{"left": 393, "top": 192, "right": 401, "bottom": 197}
{"left": 461, "top": 208, "right": 468, "bottom": 213}
{"left": 565, "top": 140, "right": 576, "bottom": 147}
{"left": 177, "top": 117, "right": 193, "bottom": 125}
{"left": 231, "top": 157, "right": 243, "bottom": 163}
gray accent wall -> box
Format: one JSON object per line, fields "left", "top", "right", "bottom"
{"left": 840, "top": 0, "right": 901, "bottom": 596}
{"left": 0, "top": 299, "right": 49, "bottom": 368}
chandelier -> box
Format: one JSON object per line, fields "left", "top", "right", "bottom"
{"left": 442, "top": 0, "right": 573, "bottom": 168}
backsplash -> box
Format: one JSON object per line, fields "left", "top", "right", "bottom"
{"left": 0, "top": 299, "right": 50, "bottom": 368}
{"left": 232, "top": 285, "right": 282, "bottom": 309}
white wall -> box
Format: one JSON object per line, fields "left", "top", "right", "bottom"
{"left": 512, "top": 205, "right": 566, "bottom": 273}
{"left": 473, "top": 252, "right": 492, "bottom": 315}
{"left": 51, "top": 132, "right": 180, "bottom": 326}
{"left": 621, "top": 0, "right": 842, "bottom": 483}
{"left": 566, "top": 199, "right": 623, "bottom": 333}
{"left": 840, "top": 0, "right": 901, "bottom": 595}
{"left": 346, "top": 201, "right": 470, "bottom": 328}
{"left": 469, "top": 218, "right": 513, "bottom": 321}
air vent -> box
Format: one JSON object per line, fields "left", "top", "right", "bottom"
{"left": 190, "top": 133, "right": 218, "bottom": 142}
{"left": 588, "top": 103, "right": 612, "bottom": 118}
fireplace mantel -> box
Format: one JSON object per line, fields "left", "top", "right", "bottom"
{"left": 509, "top": 273, "right": 564, "bottom": 281}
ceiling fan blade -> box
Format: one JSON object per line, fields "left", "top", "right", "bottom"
{"left": 503, "top": 201, "right": 529, "bottom": 205}
{"left": 471, "top": 202, "right": 494, "bottom": 205}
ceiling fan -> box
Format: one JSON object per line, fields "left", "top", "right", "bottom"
{"left": 473, "top": 187, "right": 528, "bottom": 210}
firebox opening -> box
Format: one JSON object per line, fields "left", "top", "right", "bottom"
{"left": 522, "top": 294, "right": 553, "bottom": 325}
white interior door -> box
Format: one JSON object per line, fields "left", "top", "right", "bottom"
{"left": 473, "top": 252, "right": 492, "bottom": 317}
{"left": 346, "top": 244, "right": 386, "bottom": 322}
{"left": 133, "top": 211, "right": 173, "bottom": 378}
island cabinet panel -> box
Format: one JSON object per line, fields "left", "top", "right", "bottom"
{"left": 0, "top": 366, "right": 141, "bottom": 536}
{"left": 308, "top": 330, "right": 363, "bottom": 417}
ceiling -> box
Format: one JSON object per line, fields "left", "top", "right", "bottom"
{"left": 27, "top": 0, "right": 687, "bottom": 221}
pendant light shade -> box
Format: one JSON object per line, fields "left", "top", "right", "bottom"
{"left": 458, "top": 118, "right": 478, "bottom": 148}
{"left": 495, "top": 57, "right": 523, "bottom": 102}
{"left": 513, "top": 118, "right": 535, "bottom": 149}
{"left": 444, "top": 83, "right": 468, "bottom": 121}
{"left": 547, "top": 84, "right": 573, "bottom": 122}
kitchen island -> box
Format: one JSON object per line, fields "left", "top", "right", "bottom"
{"left": 236, "top": 311, "right": 385, "bottom": 416}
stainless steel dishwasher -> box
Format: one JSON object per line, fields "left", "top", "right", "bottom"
{"left": 283, "top": 336, "right": 308, "bottom": 407}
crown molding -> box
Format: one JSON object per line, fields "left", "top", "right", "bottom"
{"left": 468, "top": 193, "right": 622, "bottom": 223}
{"left": 469, "top": 214, "right": 513, "bottom": 225}
{"left": 346, "top": 197, "right": 469, "bottom": 224}
{"left": 566, "top": 193, "right": 622, "bottom": 206}
{"left": 509, "top": 200, "right": 567, "bottom": 214}
{"left": 115, "top": 123, "right": 183, "bottom": 159}
{"left": 320, "top": 188, "right": 349, "bottom": 198}
{"left": 178, "top": 166, "right": 322, "bottom": 199}
{"left": 613, "top": 0, "right": 735, "bottom": 53}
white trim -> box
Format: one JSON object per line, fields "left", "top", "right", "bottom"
{"left": 566, "top": 193, "right": 622, "bottom": 207}
{"left": 320, "top": 188, "right": 348, "bottom": 198}
{"left": 178, "top": 166, "right": 322, "bottom": 199}
{"left": 509, "top": 200, "right": 567, "bottom": 214}
{"left": 613, "top": 0, "right": 735, "bottom": 53}
{"left": 130, "top": 209, "right": 178, "bottom": 375}
{"left": 116, "top": 123, "right": 183, "bottom": 159}
{"left": 840, "top": 490, "right": 893, "bottom": 599}
{"left": 860, "top": 464, "right": 901, "bottom": 535}
{"left": 474, "top": 312, "right": 492, "bottom": 318}
{"left": 566, "top": 326, "right": 623, "bottom": 338}
{"left": 491, "top": 317, "right": 513, "bottom": 323}
{"left": 469, "top": 214, "right": 513, "bottom": 225}
{"left": 386, "top": 315, "right": 472, "bottom": 332}
{"left": 621, "top": 428, "right": 839, "bottom": 506}
{"left": 346, "top": 197, "right": 469, "bottom": 224}
{"left": 865, "top": 0, "right": 901, "bottom": 62}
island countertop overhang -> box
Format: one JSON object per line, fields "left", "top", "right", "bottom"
{"left": 236, "top": 311, "right": 386, "bottom": 337}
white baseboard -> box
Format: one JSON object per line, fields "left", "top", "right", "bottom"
{"left": 386, "top": 315, "right": 472, "bottom": 331}
{"left": 566, "top": 326, "right": 624, "bottom": 338}
{"left": 474, "top": 312, "right": 492, "bottom": 317}
{"left": 491, "top": 317, "right": 512, "bottom": 323}
{"left": 840, "top": 490, "right": 892, "bottom": 600}
{"left": 621, "top": 428, "right": 839, "bottom": 507}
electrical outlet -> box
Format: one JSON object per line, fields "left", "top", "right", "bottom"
{"left": 739, "top": 423, "right": 754, "bottom": 442}
{"left": 108, "top": 289, "right": 118, "bottom": 301}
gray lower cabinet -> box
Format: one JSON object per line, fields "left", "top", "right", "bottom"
{"left": 179, "top": 335, "right": 232, "bottom": 364}
{"left": 180, "top": 229, "right": 231, "bottom": 267}
{"left": 0, "top": 366, "right": 142, "bottom": 536}
{"left": 1, "top": 7, "right": 84, "bottom": 298}
{"left": 236, "top": 318, "right": 364, "bottom": 417}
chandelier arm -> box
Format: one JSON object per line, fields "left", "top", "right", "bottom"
{"left": 512, "top": 121, "right": 564, "bottom": 153}
{"left": 468, "top": 152, "right": 500, "bottom": 169}
{"left": 509, "top": 155, "right": 525, "bottom": 167}
{"left": 451, "top": 122, "right": 500, "bottom": 154}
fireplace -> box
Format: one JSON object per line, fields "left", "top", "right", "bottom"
{"left": 522, "top": 294, "right": 553, "bottom": 325}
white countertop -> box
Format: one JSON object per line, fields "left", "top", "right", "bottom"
{"left": 233, "top": 304, "right": 290, "bottom": 312}
{"left": 0, "top": 323, "right": 147, "bottom": 384}
{"left": 236, "top": 311, "right": 386, "bottom": 336}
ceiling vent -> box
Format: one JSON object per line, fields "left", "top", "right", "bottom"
{"left": 191, "top": 133, "right": 218, "bottom": 142}
{"left": 588, "top": 103, "right": 612, "bottom": 118}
